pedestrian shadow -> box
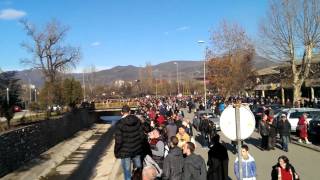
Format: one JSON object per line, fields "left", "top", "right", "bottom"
{"left": 244, "top": 137, "right": 264, "bottom": 151}
{"left": 221, "top": 141, "right": 236, "bottom": 155}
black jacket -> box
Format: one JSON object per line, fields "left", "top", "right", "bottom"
{"left": 114, "top": 114, "right": 145, "bottom": 159}
{"left": 259, "top": 120, "right": 270, "bottom": 136}
{"left": 277, "top": 119, "right": 291, "bottom": 136}
{"left": 207, "top": 143, "right": 229, "bottom": 180}
{"left": 183, "top": 153, "right": 207, "bottom": 180}
{"left": 163, "top": 147, "right": 184, "bottom": 180}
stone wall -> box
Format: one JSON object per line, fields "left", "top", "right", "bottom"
{"left": 0, "top": 109, "right": 97, "bottom": 177}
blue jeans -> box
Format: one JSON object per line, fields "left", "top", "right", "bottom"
{"left": 281, "top": 135, "right": 289, "bottom": 151}
{"left": 121, "top": 155, "right": 142, "bottom": 180}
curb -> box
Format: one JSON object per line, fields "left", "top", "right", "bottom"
{"left": 2, "top": 124, "right": 101, "bottom": 180}
{"left": 290, "top": 139, "right": 320, "bottom": 152}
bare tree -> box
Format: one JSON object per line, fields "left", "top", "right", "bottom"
{"left": 21, "top": 19, "right": 81, "bottom": 83}
{"left": 207, "top": 21, "right": 255, "bottom": 97}
{"left": 260, "top": 0, "right": 320, "bottom": 104}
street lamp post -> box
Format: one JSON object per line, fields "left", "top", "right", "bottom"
{"left": 198, "top": 40, "right": 206, "bottom": 109}
{"left": 82, "top": 71, "right": 86, "bottom": 102}
{"left": 6, "top": 87, "right": 9, "bottom": 105}
{"left": 174, "top": 62, "right": 180, "bottom": 95}
{"left": 34, "top": 88, "right": 37, "bottom": 103}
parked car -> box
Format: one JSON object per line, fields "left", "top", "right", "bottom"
{"left": 48, "top": 105, "right": 62, "bottom": 112}
{"left": 308, "top": 114, "right": 320, "bottom": 142}
{"left": 192, "top": 110, "right": 220, "bottom": 131}
{"left": 13, "top": 105, "right": 22, "bottom": 112}
{"left": 275, "top": 108, "right": 320, "bottom": 132}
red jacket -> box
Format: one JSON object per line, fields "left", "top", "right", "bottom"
{"left": 157, "top": 115, "right": 166, "bottom": 125}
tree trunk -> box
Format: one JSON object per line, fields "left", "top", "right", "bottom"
{"left": 292, "top": 74, "right": 302, "bottom": 107}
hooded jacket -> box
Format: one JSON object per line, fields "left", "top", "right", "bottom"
{"left": 114, "top": 114, "right": 145, "bottom": 159}
{"left": 234, "top": 154, "right": 256, "bottom": 180}
{"left": 163, "top": 147, "right": 184, "bottom": 180}
{"left": 183, "top": 153, "right": 207, "bottom": 180}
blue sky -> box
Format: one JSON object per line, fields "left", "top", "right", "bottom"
{"left": 0, "top": 0, "right": 268, "bottom": 72}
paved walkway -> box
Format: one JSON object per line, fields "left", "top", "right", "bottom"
{"left": 185, "top": 109, "right": 319, "bottom": 180}
{"left": 43, "top": 123, "right": 120, "bottom": 180}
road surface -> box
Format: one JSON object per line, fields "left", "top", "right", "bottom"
{"left": 185, "top": 109, "right": 319, "bottom": 180}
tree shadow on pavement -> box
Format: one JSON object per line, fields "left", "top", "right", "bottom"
{"left": 44, "top": 124, "right": 115, "bottom": 180}
{"left": 67, "top": 125, "right": 115, "bottom": 180}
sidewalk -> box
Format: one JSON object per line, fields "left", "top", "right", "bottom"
{"left": 44, "top": 123, "right": 120, "bottom": 180}
{"left": 3, "top": 123, "right": 121, "bottom": 180}
{"left": 290, "top": 136, "right": 320, "bottom": 152}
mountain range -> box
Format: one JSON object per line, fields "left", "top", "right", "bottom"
{"left": 14, "top": 55, "right": 278, "bottom": 87}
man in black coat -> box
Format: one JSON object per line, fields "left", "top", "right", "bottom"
{"left": 207, "top": 135, "right": 229, "bottom": 180}
{"left": 114, "top": 105, "right": 145, "bottom": 180}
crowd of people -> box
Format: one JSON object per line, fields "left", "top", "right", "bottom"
{"left": 113, "top": 96, "right": 300, "bottom": 180}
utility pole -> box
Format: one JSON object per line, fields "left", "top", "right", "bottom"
{"left": 235, "top": 102, "right": 243, "bottom": 180}
{"left": 82, "top": 71, "right": 86, "bottom": 102}
{"left": 6, "top": 88, "right": 9, "bottom": 105}
{"left": 34, "top": 88, "right": 37, "bottom": 103}
{"left": 197, "top": 40, "right": 206, "bottom": 109}
{"left": 174, "top": 62, "right": 180, "bottom": 95}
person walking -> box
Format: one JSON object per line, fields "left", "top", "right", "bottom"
{"left": 142, "top": 166, "right": 157, "bottom": 180}
{"left": 163, "top": 136, "right": 184, "bottom": 180}
{"left": 114, "top": 105, "right": 145, "bottom": 180}
{"left": 259, "top": 114, "right": 270, "bottom": 150}
{"left": 166, "top": 119, "right": 177, "bottom": 143}
{"left": 277, "top": 114, "right": 291, "bottom": 152}
{"left": 199, "top": 115, "right": 210, "bottom": 146}
{"left": 176, "top": 126, "right": 190, "bottom": 148}
{"left": 182, "top": 142, "right": 207, "bottom": 180}
{"left": 234, "top": 144, "right": 257, "bottom": 180}
{"left": 149, "top": 128, "right": 165, "bottom": 169}
{"left": 207, "top": 135, "right": 229, "bottom": 180}
{"left": 271, "top": 155, "right": 299, "bottom": 180}
{"left": 297, "top": 113, "right": 311, "bottom": 144}
{"left": 268, "top": 115, "right": 277, "bottom": 150}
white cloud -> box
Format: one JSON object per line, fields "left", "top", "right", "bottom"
{"left": 176, "top": 26, "right": 190, "bottom": 31}
{"left": 90, "top": 41, "right": 101, "bottom": 47}
{"left": 164, "top": 31, "right": 169, "bottom": 35}
{"left": 0, "top": 8, "right": 26, "bottom": 20}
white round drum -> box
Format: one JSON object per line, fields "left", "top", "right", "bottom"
{"left": 220, "top": 105, "right": 255, "bottom": 141}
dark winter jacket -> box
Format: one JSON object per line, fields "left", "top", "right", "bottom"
{"left": 277, "top": 119, "right": 291, "bottom": 136}
{"left": 183, "top": 153, "right": 207, "bottom": 180}
{"left": 259, "top": 120, "right": 270, "bottom": 136}
{"left": 207, "top": 143, "right": 229, "bottom": 180}
{"left": 163, "top": 147, "right": 184, "bottom": 180}
{"left": 114, "top": 114, "right": 145, "bottom": 159}
{"left": 199, "top": 118, "right": 210, "bottom": 133}
{"left": 268, "top": 119, "right": 277, "bottom": 137}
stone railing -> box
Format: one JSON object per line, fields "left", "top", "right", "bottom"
{"left": 0, "top": 109, "right": 97, "bottom": 177}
